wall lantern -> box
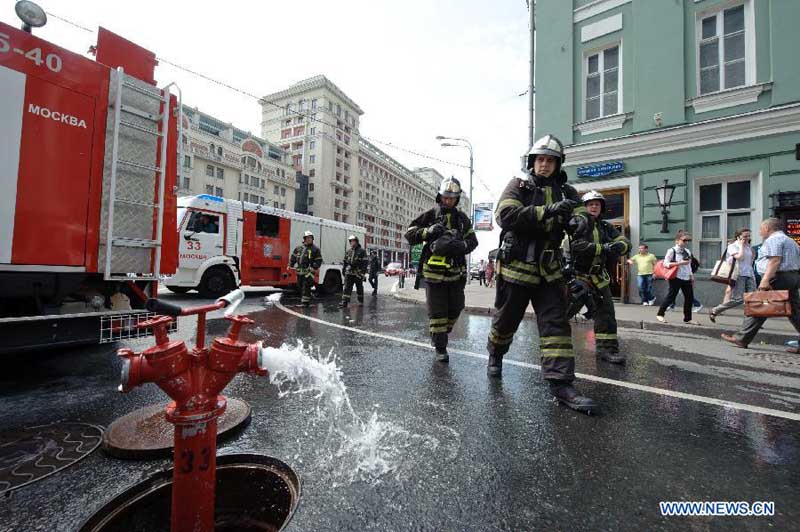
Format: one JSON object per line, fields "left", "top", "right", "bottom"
{"left": 655, "top": 179, "right": 676, "bottom": 233}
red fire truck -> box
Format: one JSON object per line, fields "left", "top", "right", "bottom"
{"left": 165, "top": 195, "right": 366, "bottom": 297}
{"left": 0, "top": 14, "right": 179, "bottom": 352}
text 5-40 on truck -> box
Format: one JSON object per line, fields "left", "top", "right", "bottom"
{"left": 0, "top": 18, "right": 180, "bottom": 353}
{"left": 164, "top": 195, "right": 366, "bottom": 297}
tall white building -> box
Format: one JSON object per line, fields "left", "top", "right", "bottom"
{"left": 179, "top": 106, "right": 297, "bottom": 210}
{"left": 260, "top": 75, "right": 440, "bottom": 266}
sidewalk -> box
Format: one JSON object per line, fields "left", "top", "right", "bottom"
{"left": 394, "top": 280, "right": 798, "bottom": 346}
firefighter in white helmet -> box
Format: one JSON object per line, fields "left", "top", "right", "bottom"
{"left": 487, "top": 134, "right": 597, "bottom": 414}
{"left": 290, "top": 230, "right": 323, "bottom": 307}
{"left": 339, "top": 235, "right": 368, "bottom": 308}
{"left": 566, "top": 190, "right": 630, "bottom": 363}
{"left": 405, "top": 177, "right": 478, "bottom": 362}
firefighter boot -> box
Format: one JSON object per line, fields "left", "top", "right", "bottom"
{"left": 487, "top": 355, "right": 503, "bottom": 377}
{"left": 432, "top": 332, "right": 449, "bottom": 363}
{"left": 549, "top": 382, "right": 597, "bottom": 415}
{"left": 599, "top": 350, "right": 626, "bottom": 364}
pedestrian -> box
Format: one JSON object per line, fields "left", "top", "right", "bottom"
{"left": 368, "top": 251, "right": 380, "bottom": 295}
{"left": 626, "top": 244, "right": 657, "bottom": 305}
{"left": 486, "top": 134, "right": 596, "bottom": 413}
{"left": 709, "top": 228, "right": 756, "bottom": 322}
{"left": 405, "top": 176, "right": 478, "bottom": 362}
{"left": 478, "top": 259, "right": 487, "bottom": 286}
{"left": 721, "top": 218, "right": 800, "bottom": 353}
{"left": 289, "top": 230, "right": 323, "bottom": 307}
{"left": 656, "top": 230, "right": 700, "bottom": 324}
{"left": 339, "top": 235, "right": 368, "bottom": 308}
{"left": 567, "top": 190, "right": 631, "bottom": 364}
{"left": 486, "top": 259, "right": 495, "bottom": 288}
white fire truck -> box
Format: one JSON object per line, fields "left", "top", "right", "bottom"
{"left": 0, "top": 10, "right": 180, "bottom": 352}
{"left": 164, "top": 195, "right": 366, "bottom": 297}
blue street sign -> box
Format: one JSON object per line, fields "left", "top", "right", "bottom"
{"left": 577, "top": 161, "right": 624, "bottom": 178}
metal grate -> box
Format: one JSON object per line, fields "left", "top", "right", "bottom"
{"left": 99, "top": 311, "right": 178, "bottom": 343}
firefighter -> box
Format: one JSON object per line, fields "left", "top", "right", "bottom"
{"left": 486, "top": 134, "right": 597, "bottom": 414}
{"left": 289, "top": 230, "right": 322, "bottom": 307}
{"left": 405, "top": 177, "right": 478, "bottom": 362}
{"left": 339, "top": 235, "right": 368, "bottom": 308}
{"left": 567, "top": 190, "right": 631, "bottom": 364}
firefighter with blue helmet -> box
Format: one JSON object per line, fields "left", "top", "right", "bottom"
{"left": 405, "top": 177, "right": 478, "bottom": 362}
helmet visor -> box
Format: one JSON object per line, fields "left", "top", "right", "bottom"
{"left": 439, "top": 180, "right": 461, "bottom": 197}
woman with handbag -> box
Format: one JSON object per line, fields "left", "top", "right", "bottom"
{"left": 722, "top": 218, "right": 800, "bottom": 353}
{"left": 656, "top": 230, "right": 700, "bottom": 324}
{"left": 709, "top": 228, "right": 756, "bottom": 322}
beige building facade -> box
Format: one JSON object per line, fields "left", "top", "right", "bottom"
{"left": 179, "top": 106, "right": 297, "bottom": 210}
{"left": 260, "top": 75, "right": 440, "bottom": 265}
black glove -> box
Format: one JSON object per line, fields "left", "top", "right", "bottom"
{"left": 543, "top": 199, "right": 575, "bottom": 219}
{"left": 603, "top": 242, "right": 625, "bottom": 256}
{"left": 426, "top": 223, "right": 446, "bottom": 241}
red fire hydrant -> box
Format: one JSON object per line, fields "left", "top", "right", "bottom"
{"left": 118, "top": 290, "right": 268, "bottom": 532}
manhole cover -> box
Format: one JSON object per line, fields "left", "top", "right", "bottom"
{"left": 0, "top": 422, "right": 104, "bottom": 495}
{"left": 102, "top": 398, "right": 252, "bottom": 460}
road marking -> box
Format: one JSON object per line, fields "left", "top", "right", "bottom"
{"left": 274, "top": 300, "right": 800, "bottom": 422}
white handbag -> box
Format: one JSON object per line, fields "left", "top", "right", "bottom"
{"left": 710, "top": 248, "right": 739, "bottom": 286}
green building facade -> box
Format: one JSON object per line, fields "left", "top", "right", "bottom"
{"left": 534, "top": 0, "right": 800, "bottom": 302}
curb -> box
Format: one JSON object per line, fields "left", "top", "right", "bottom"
{"left": 393, "top": 291, "right": 796, "bottom": 346}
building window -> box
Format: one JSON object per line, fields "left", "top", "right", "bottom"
{"left": 309, "top": 141, "right": 316, "bottom": 150}
{"left": 585, "top": 45, "right": 619, "bottom": 120}
{"left": 274, "top": 201, "right": 279, "bottom": 208}
{"left": 206, "top": 165, "right": 214, "bottom": 177}
{"left": 281, "top": 129, "right": 291, "bottom": 139}
{"left": 183, "top": 155, "right": 191, "bottom": 168}
{"left": 216, "top": 187, "right": 223, "bottom": 197}
{"left": 217, "top": 147, "right": 223, "bottom": 156}
{"left": 281, "top": 187, "right": 286, "bottom": 197}
{"left": 183, "top": 177, "right": 190, "bottom": 189}
{"left": 696, "top": 176, "right": 757, "bottom": 269}
{"left": 243, "top": 193, "right": 249, "bottom": 202}
{"left": 698, "top": 3, "right": 748, "bottom": 95}
{"left": 310, "top": 127, "right": 316, "bottom": 135}
{"left": 274, "top": 185, "right": 280, "bottom": 195}
{"left": 280, "top": 203, "right": 286, "bottom": 209}
{"left": 205, "top": 184, "right": 214, "bottom": 194}
{"left": 216, "top": 168, "right": 224, "bottom": 179}
{"left": 308, "top": 211, "right": 314, "bottom": 216}
{"left": 310, "top": 155, "right": 316, "bottom": 164}
{"left": 309, "top": 183, "right": 315, "bottom": 191}
{"left": 239, "top": 175, "right": 244, "bottom": 184}
{"left": 309, "top": 169, "right": 316, "bottom": 177}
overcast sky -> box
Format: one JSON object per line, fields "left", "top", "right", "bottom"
{"left": 4, "top": 0, "right": 532, "bottom": 258}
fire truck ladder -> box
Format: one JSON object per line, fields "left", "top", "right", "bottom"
{"left": 103, "top": 68, "right": 181, "bottom": 281}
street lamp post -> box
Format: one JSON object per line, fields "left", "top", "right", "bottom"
{"left": 655, "top": 179, "right": 676, "bottom": 233}
{"left": 436, "top": 135, "right": 474, "bottom": 279}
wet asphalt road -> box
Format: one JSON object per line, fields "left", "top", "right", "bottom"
{"left": 1, "top": 287, "right": 799, "bottom": 531}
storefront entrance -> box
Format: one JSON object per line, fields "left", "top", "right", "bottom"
{"left": 598, "top": 187, "right": 630, "bottom": 302}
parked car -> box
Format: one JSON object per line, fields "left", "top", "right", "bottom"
{"left": 469, "top": 266, "right": 481, "bottom": 280}
{"left": 384, "top": 262, "right": 404, "bottom": 276}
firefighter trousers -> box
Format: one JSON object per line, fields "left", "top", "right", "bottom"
{"left": 487, "top": 278, "right": 575, "bottom": 383}
{"left": 425, "top": 278, "right": 466, "bottom": 351}
{"left": 592, "top": 284, "right": 618, "bottom": 354}
{"left": 342, "top": 274, "right": 365, "bottom": 304}
{"left": 297, "top": 272, "right": 314, "bottom": 304}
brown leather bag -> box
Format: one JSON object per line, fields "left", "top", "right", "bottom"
{"left": 743, "top": 289, "right": 791, "bottom": 318}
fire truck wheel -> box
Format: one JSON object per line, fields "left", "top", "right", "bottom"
{"left": 166, "top": 286, "right": 192, "bottom": 294}
{"left": 199, "top": 267, "right": 235, "bottom": 298}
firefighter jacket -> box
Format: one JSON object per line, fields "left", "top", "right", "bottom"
{"left": 290, "top": 243, "right": 323, "bottom": 277}
{"left": 567, "top": 213, "right": 630, "bottom": 289}
{"left": 405, "top": 205, "right": 478, "bottom": 285}
{"left": 494, "top": 171, "right": 584, "bottom": 287}
{"left": 344, "top": 244, "right": 368, "bottom": 278}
